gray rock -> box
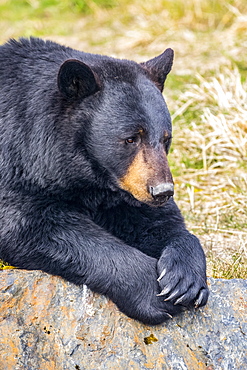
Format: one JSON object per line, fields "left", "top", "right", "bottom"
{"left": 0, "top": 270, "right": 246, "bottom": 370}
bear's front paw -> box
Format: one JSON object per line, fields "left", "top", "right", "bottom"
{"left": 117, "top": 286, "right": 183, "bottom": 325}
{"left": 157, "top": 249, "right": 209, "bottom": 309}
{"left": 112, "top": 257, "right": 184, "bottom": 325}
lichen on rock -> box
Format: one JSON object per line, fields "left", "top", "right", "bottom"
{"left": 0, "top": 270, "right": 246, "bottom": 370}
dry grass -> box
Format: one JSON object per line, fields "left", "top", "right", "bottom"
{"left": 170, "top": 67, "right": 247, "bottom": 279}
{"left": 0, "top": 0, "right": 246, "bottom": 278}
{"left": 173, "top": 68, "right": 247, "bottom": 166}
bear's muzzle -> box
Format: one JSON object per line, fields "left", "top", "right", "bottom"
{"left": 119, "top": 147, "right": 174, "bottom": 206}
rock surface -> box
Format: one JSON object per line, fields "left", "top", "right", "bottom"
{"left": 0, "top": 270, "right": 246, "bottom": 370}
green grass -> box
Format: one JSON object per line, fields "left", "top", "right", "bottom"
{"left": 0, "top": 0, "right": 116, "bottom": 18}
{"left": 0, "top": 0, "right": 246, "bottom": 278}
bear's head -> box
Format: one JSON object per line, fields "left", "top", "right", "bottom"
{"left": 57, "top": 49, "right": 174, "bottom": 207}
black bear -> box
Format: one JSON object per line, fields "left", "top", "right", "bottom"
{"left": 0, "top": 38, "right": 209, "bottom": 325}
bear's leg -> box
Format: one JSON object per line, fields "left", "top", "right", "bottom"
{"left": 0, "top": 205, "right": 182, "bottom": 325}
{"left": 103, "top": 198, "right": 209, "bottom": 310}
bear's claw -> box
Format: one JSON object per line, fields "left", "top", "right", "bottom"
{"left": 164, "top": 312, "right": 173, "bottom": 319}
{"left": 194, "top": 288, "right": 209, "bottom": 308}
{"left": 156, "top": 285, "right": 171, "bottom": 296}
{"left": 157, "top": 268, "right": 167, "bottom": 282}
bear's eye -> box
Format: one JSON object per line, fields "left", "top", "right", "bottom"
{"left": 125, "top": 136, "right": 139, "bottom": 145}
{"left": 163, "top": 137, "right": 172, "bottom": 153}
{"left": 125, "top": 137, "right": 135, "bottom": 144}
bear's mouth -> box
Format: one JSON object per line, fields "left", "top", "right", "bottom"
{"left": 144, "top": 193, "right": 173, "bottom": 207}
{"left": 118, "top": 181, "right": 174, "bottom": 207}
{"left": 150, "top": 194, "right": 172, "bottom": 207}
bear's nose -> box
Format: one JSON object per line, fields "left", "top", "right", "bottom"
{"left": 149, "top": 183, "right": 174, "bottom": 204}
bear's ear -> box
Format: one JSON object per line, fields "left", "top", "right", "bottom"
{"left": 58, "top": 59, "right": 100, "bottom": 99}
{"left": 140, "top": 48, "right": 174, "bottom": 92}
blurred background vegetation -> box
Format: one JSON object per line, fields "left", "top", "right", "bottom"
{"left": 0, "top": 0, "right": 246, "bottom": 278}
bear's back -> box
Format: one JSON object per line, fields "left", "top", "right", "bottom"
{"left": 0, "top": 38, "right": 81, "bottom": 87}
{"left": 0, "top": 37, "right": 140, "bottom": 106}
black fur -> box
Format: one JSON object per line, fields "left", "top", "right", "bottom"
{"left": 0, "top": 38, "right": 209, "bottom": 325}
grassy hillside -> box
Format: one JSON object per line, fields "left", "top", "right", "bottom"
{"left": 0, "top": 0, "right": 246, "bottom": 278}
